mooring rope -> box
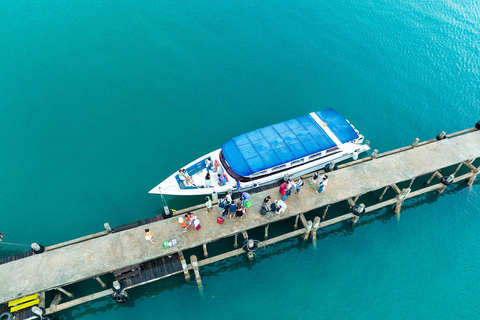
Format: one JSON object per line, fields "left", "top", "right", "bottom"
{"left": 0, "top": 241, "right": 31, "bottom": 248}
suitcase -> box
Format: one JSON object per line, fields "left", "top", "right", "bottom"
{"left": 217, "top": 217, "right": 224, "bottom": 224}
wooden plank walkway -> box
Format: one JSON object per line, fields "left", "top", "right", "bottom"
{"left": 115, "top": 254, "right": 182, "bottom": 288}
{"left": 0, "top": 250, "right": 33, "bottom": 266}
{"left": 1, "top": 130, "right": 479, "bottom": 305}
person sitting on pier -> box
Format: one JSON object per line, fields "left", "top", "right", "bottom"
{"left": 317, "top": 175, "right": 329, "bottom": 194}
{"left": 275, "top": 199, "right": 287, "bottom": 215}
{"left": 178, "top": 217, "right": 188, "bottom": 232}
{"left": 263, "top": 196, "right": 272, "bottom": 211}
{"left": 185, "top": 213, "right": 193, "bottom": 227}
{"left": 144, "top": 229, "right": 155, "bottom": 244}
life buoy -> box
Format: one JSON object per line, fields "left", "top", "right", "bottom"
{"left": 351, "top": 205, "right": 365, "bottom": 217}
{"left": 0, "top": 312, "right": 12, "bottom": 320}
{"left": 440, "top": 176, "right": 453, "bottom": 186}
{"left": 242, "top": 239, "right": 258, "bottom": 252}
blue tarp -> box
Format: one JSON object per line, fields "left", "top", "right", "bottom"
{"left": 222, "top": 109, "right": 359, "bottom": 176}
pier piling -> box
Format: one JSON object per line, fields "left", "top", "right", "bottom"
{"left": 190, "top": 255, "right": 202, "bottom": 289}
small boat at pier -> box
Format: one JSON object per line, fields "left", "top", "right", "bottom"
{"left": 149, "top": 108, "right": 370, "bottom": 196}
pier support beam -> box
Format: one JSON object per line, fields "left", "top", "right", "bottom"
{"left": 56, "top": 287, "right": 74, "bottom": 298}
{"left": 190, "top": 255, "right": 202, "bottom": 289}
{"left": 233, "top": 233, "right": 239, "bottom": 248}
{"left": 322, "top": 205, "right": 330, "bottom": 220}
{"left": 351, "top": 215, "right": 359, "bottom": 224}
{"left": 311, "top": 217, "right": 321, "bottom": 242}
{"left": 425, "top": 171, "right": 439, "bottom": 185}
{"left": 94, "top": 276, "right": 107, "bottom": 289}
{"left": 303, "top": 221, "right": 312, "bottom": 241}
{"left": 264, "top": 224, "right": 269, "bottom": 239}
{"left": 293, "top": 215, "right": 300, "bottom": 230}
{"left": 378, "top": 186, "right": 389, "bottom": 201}
{"left": 347, "top": 196, "right": 359, "bottom": 209}
{"left": 394, "top": 188, "right": 411, "bottom": 215}
{"left": 178, "top": 251, "right": 190, "bottom": 281}
{"left": 203, "top": 243, "right": 208, "bottom": 259}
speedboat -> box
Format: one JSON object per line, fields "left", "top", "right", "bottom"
{"left": 149, "top": 108, "right": 370, "bottom": 196}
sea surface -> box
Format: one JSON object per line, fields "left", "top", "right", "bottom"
{"left": 0, "top": 0, "right": 479, "bottom": 319}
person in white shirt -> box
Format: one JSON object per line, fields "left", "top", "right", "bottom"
{"left": 275, "top": 199, "right": 287, "bottom": 214}
{"left": 317, "top": 175, "right": 328, "bottom": 194}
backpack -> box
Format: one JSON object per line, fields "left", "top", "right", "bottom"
{"left": 260, "top": 207, "right": 267, "bottom": 215}
{"left": 218, "top": 199, "right": 226, "bottom": 208}
{"left": 270, "top": 203, "right": 277, "bottom": 211}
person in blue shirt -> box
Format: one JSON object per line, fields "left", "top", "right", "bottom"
{"left": 228, "top": 201, "right": 237, "bottom": 220}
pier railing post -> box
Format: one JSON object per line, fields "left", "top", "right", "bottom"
{"left": 190, "top": 255, "right": 202, "bottom": 289}
{"left": 411, "top": 138, "right": 420, "bottom": 148}
{"left": 371, "top": 149, "right": 378, "bottom": 159}
{"left": 264, "top": 224, "right": 269, "bottom": 239}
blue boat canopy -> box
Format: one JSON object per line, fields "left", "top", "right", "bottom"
{"left": 221, "top": 109, "right": 359, "bottom": 176}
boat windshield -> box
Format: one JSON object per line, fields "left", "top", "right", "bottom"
{"left": 219, "top": 151, "right": 250, "bottom": 182}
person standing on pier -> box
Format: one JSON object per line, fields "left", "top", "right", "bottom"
{"left": 205, "top": 196, "right": 212, "bottom": 213}
{"left": 286, "top": 180, "right": 294, "bottom": 197}
{"left": 310, "top": 172, "right": 319, "bottom": 189}
{"left": 228, "top": 201, "right": 237, "bottom": 221}
{"left": 295, "top": 177, "right": 304, "bottom": 194}
{"left": 317, "top": 175, "right": 329, "bottom": 194}
{"left": 144, "top": 229, "right": 155, "bottom": 244}
{"left": 226, "top": 190, "right": 232, "bottom": 204}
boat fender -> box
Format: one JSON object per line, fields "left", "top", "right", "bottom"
{"left": 324, "top": 164, "right": 338, "bottom": 172}
{"left": 0, "top": 312, "right": 12, "bottom": 320}
{"left": 351, "top": 204, "right": 365, "bottom": 217}
{"left": 32, "top": 244, "right": 45, "bottom": 254}
{"left": 162, "top": 209, "right": 175, "bottom": 219}
{"left": 440, "top": 175, "right": 454, "bottom": 186}
{"left": 476, "top": 121, "right": 480, "bottom": 130}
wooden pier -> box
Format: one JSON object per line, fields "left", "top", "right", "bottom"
{"left": 1, "top": 126, "right": 479, "bottom": 319}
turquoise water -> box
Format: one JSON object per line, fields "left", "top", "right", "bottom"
{"left": 1, "top": 0, "right": 479, "bottom": 319}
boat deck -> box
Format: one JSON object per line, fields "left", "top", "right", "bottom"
{"left": 1, "top": 130, "right": 480, "bottom": 304}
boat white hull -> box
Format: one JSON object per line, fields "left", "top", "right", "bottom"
{"left": 149, "top": 144, "right": 370, "bottom": 196}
